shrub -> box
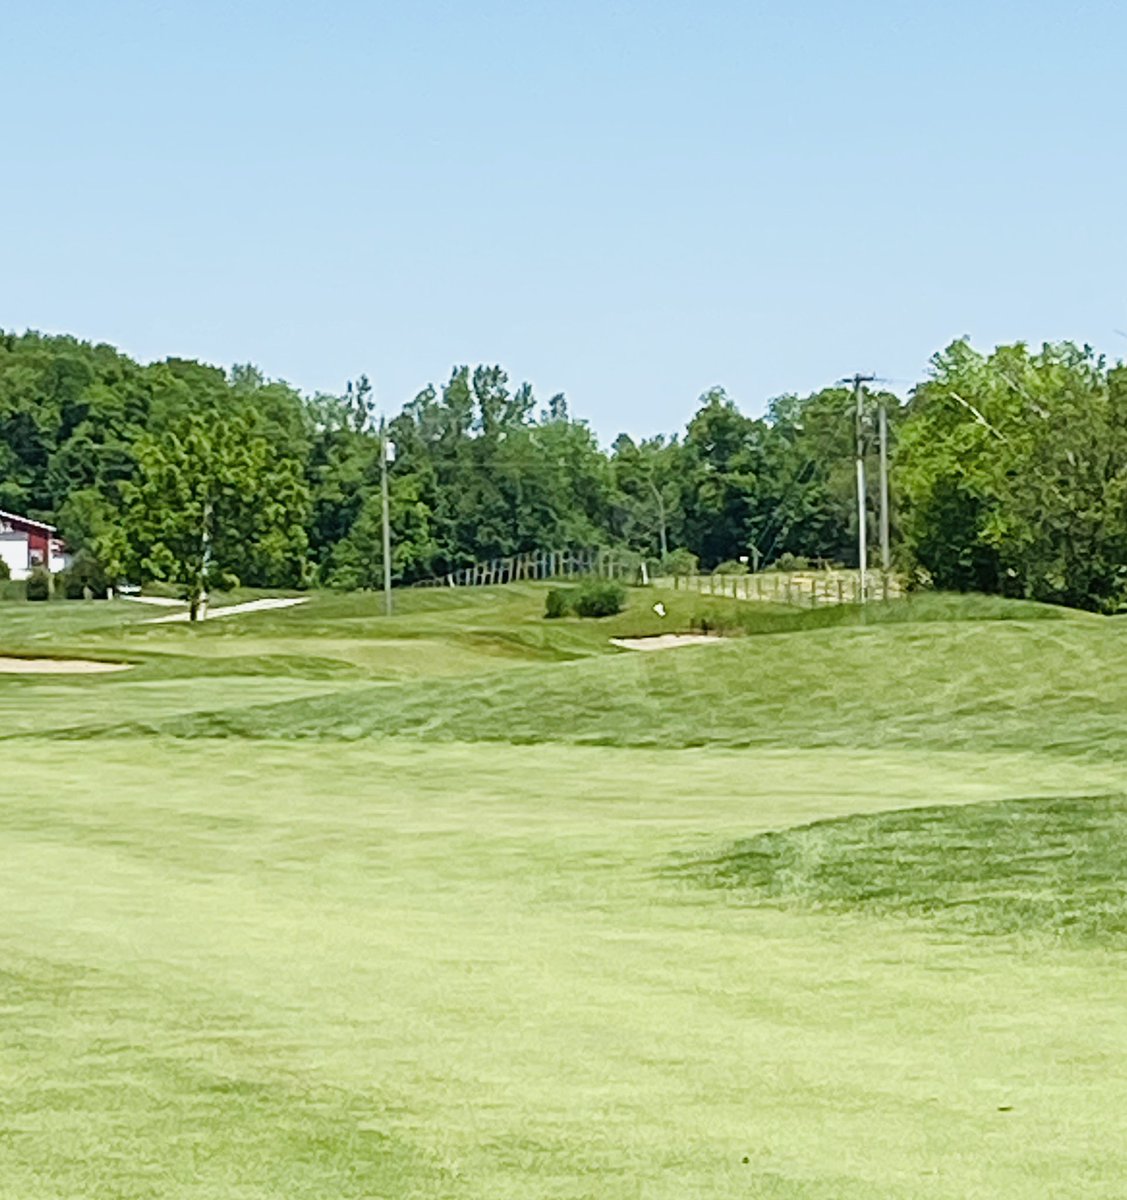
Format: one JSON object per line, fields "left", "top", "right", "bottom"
{"left": 660, "top": 548, "right": 698, "bottom": 576}
{"left": 691, "top": 607, "right": 739, "bottom": 636}
{"left": 573, "top": 579, "right": 626, "bottom": 618}
{"left": 58, "top": 551, "right": 108, "bottom": 599}
{"left": 773, "top": 552, "right": 810, "bottom": 572}
{"left": 715, "top": 559, "right": 749, "bottom": 575}
{"left": 544, "top": 587, "right": 574, "bottom": 619}
{"left": 25, "top": 566, "right": 52, "bottom": 601}
{"left": 0, "top": 558, "right": 9, "bottom": 582}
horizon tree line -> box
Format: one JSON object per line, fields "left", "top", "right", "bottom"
{"left": 2, "top": 329, "right": 1125, "bottom": 612}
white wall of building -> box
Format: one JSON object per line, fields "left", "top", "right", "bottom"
{"left": 0, "top": 531, "right": 30, "bottom": 581}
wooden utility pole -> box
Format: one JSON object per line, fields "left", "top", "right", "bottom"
{"left": 878, "top": 400, "right": 891, "bottom": 573}
{"left": 648, "top": 480, "right": 668, "bottom": 560}
{"left": 380, "top": 417, "right": 393, "bottom": 616}
{"left": 848, "top": 374, "right": 876, "bottom": 602}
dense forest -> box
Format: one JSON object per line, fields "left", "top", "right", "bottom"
{"left": 2, "top": 329, "right": 1126, "bottom": 612}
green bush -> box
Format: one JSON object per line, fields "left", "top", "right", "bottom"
{"left": 660, "top": 548, "right": 698, "bottom": 576}
{"left": 0, "top": 558, "right": 9, "bottom": 582}
{"left": 573, "top": 579, "right": 626, "bottom": 618}
{"left": 25, "top": 566, "right": 52, "bottom": 601}
{"left": 714, "top": 559, "right": 749, "bottom": 575}
{"left": 690, "top": 607, "right": 738, "bottom": 636}
{"left": 772, "top": 552, "right": 810, "bottom": 572}
{"left": 544, "top": 587, "right": 574, "bottom": 619}
{"left": 142, "top": 579, "right": 187, "bottom": 599}
{"left": 58, "top": 552, "right": 108, "bottom": 599}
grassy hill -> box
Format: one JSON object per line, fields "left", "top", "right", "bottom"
{"left": 152, "top": 612, "right": 1125, "bottom": 758}
{"left": 2, "top": 583, "right": 1125, "bottom": 1198}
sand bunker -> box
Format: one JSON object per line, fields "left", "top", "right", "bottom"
{"left": 609, "top": 634, "right": 722, "bottom": 651}
{"left": 0, "top": 657, "right": 132, "bottom": 674}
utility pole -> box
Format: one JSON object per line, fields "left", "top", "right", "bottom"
{"left": 847, "top": 373, "right": 876, "bottom": 602}
{"left": 878, "top": 400, "right": 891, "bottom": 573}
{"left": 380, "top": 416, "right": 393, "bottom": 616}
{"left": 648, "top": 479, "right": 668, "bottom": 560}
{"left": 195, "top": 497, "right": 213, "bottom": 622}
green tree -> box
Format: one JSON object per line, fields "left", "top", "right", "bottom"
{"left": 679, "top": 388, "right": 767, "bottom": 567}
{"left": 124, "top": 404, "right": 309, "bottom": 618}
{"left": 611, "top": 434, "right": 682, "bottom": 559}
{"left": 895, "top": 340, "right": 1127, "bottom": 610}
{"left": 759, "top": 385, "right": 901, "bottom": 568}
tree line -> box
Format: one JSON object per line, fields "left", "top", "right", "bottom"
{"left": 2, "top": 329, "right": 1125, "bottom": 612}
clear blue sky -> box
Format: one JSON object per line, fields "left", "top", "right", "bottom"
{"left": 3, "top": 1, "right": 1124, "bottom": 440}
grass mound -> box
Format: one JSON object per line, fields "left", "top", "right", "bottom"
{"left": 133, "top": 617, "right": 1127, "bottom": 760}
{"left": 688, "top": 588, "right": 1070, "bottom": 637}
{"left": 689, "top": 795, "right": 1127, "bottom": 942}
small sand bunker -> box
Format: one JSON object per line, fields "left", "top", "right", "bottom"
{"left": 609, "top": 634, "right": 722, "bottom": 651}
{"left": 0, "top": 657, "right": 132, "bottom": 675}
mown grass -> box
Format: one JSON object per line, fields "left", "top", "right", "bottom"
{"left": 3, "top": 584, "right": 1127, "bottom": 1197}
{"left": 686, "top": 794, "right": 1127, "bottom": 943}
{"left": 128, "top": 615, "right": 1127, "bottom": 761}
{"left": 1, "top": 584, "right": 723, "bottom": 671}
{"left": 5, "top": 740, "right": 1127, "bottom": 1199}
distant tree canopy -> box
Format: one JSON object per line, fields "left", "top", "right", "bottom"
{"left": 894, "top": 340, "right": 1127, "bottom": 611}
{"left": 3, "top": 328, "right": 1127, "bottom": 611}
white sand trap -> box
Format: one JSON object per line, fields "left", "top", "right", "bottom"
{"left": 0, "top": 657, "right": 132, "bottom": 674}
{"left": 146, "top": 597, "right": 309, "bottom": 624}
{"left": 609, "top": 634, "right": 722, "bottom": 651}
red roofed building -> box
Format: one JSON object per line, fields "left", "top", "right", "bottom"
{"left": 0, "top": 510, "right": 70, "bottom": 580}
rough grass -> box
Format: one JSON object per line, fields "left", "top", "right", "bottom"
{"left": 687, "top": 794, "right": 1127, "bottom": 943}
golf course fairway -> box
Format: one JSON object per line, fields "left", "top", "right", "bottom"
{"left": 1, "top": 584, "right": 1124, "bottom": 1198}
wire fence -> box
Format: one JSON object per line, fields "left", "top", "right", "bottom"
{"left": 412, "top": 548, "right": 636, "bottom": 588}
{"left": 414, "top": 549, "right": 904, "bottom": 607}
{"left": 662, "top": 569, "right": 903, "bottom": 608}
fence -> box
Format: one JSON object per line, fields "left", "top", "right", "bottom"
{"left": 661, "top": 569, "right": 903, "bottom": 608}
{"left": 413, "top": 548, "right": 637, "bottom": 589}
{"left": 414, "top": 551, "right": 903, "bottom": 607}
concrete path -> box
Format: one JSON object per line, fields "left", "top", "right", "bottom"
{"left": 145, "top": 597, "right": 309, "bottom": 624}
{"left": 118, "top": 594, "right": 186, "bottom": 607}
